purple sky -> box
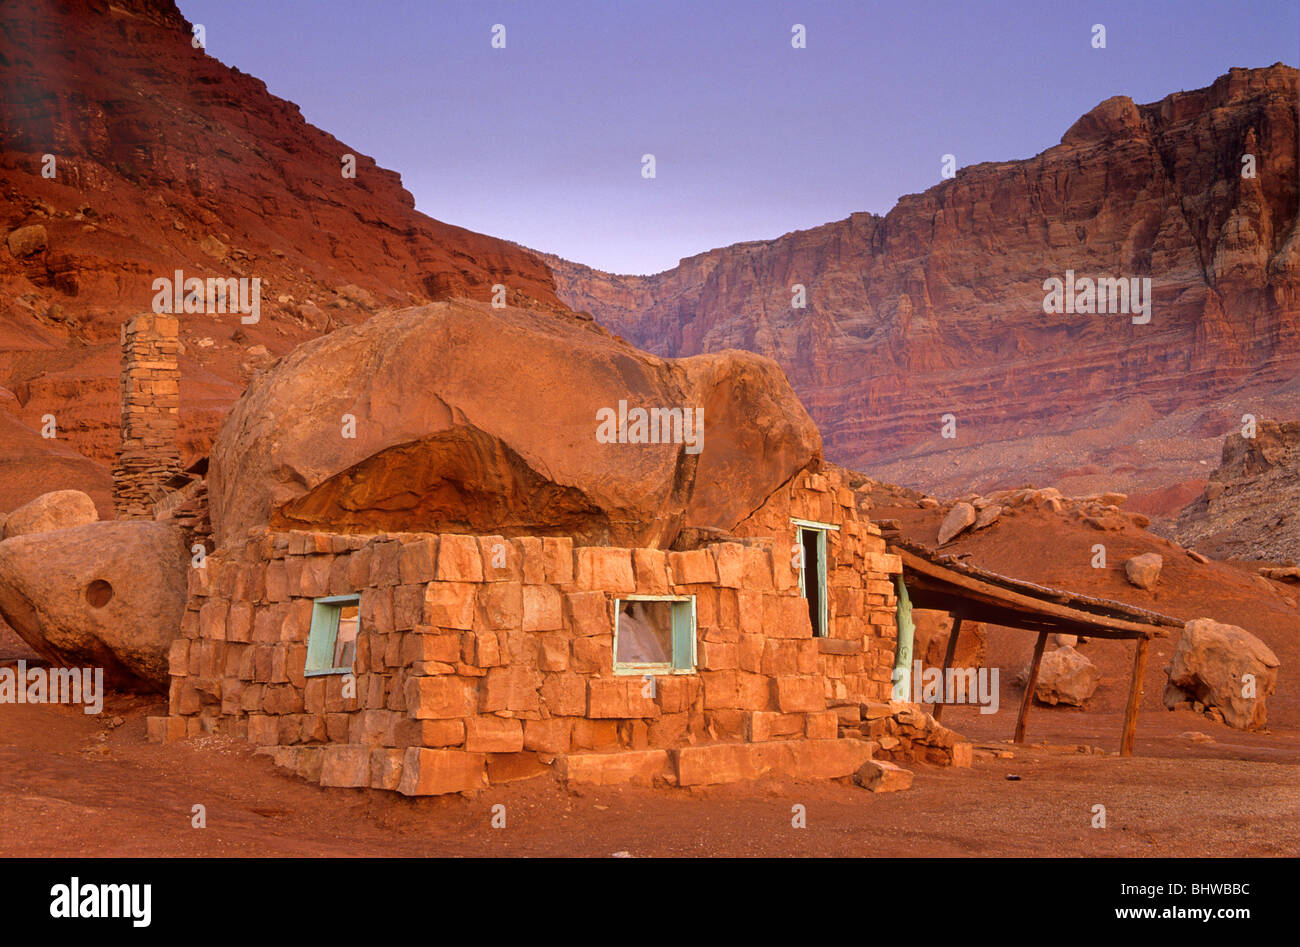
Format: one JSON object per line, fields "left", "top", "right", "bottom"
{"left": 179, "top": 0, "right": 1298, "bottom": 275}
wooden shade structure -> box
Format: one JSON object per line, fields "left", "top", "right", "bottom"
{"left": 887, "top": 539, "right": 1182, "bottom": 756}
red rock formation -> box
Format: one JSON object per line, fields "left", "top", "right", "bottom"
{"left": 209, "top": 300, "right": 821, "bottom": 549}
{"left": 544, "top": 65, "right": 1300, "bottom": 501}
{"left": 1175, "top": 418, "right": 1300, "bottom": 561}
{"left": 0, "top": 0, "right": 565, "bottom": 514}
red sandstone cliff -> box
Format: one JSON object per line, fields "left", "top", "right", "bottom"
{"left": 543, "top": 65, "right": 1300, "bottom": 509}
{"left": 0, "top": 0, "right": 565, "bottom": 513}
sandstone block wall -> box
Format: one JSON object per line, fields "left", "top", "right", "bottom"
{"left": 150, "top": 472, "right": 903, "bottom": 794}
{"left": 112, "top": 312, "right": 182, "bottom": 519}
{"left": 734, "top": 466, "right": 901, "bottom": 703}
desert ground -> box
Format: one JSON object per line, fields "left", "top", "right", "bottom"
{"left": 4, "top": 488, "right": 1298, "bottom": 858}
{"left": 3, "top": 654, "right": 1295, "bottom": 858}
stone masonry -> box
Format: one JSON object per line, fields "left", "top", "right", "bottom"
{"left": 147, "top": 467, "right": 965, "bottom": 793}
{"left": 112, "top": 312, "right": 183, "bottom": 519}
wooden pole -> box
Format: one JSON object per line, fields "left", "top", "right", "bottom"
{"left": 1120, "top": 635, "right": 1150, "bottom": 757}
{"left": 932, "top": 617, "right": 963, "bottom": 721}
{"left": 1013, "top": 631, "right": 1048, "bottom": 744}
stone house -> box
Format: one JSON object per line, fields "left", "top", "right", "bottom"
{"left": 128, "top": 301, "right": 956, "bottom": 794}
{"left": 150, "top": 465, "right": 906, "bottom": 794}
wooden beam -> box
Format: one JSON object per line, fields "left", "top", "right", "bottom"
{"left": 1120, "top": 636, "right": 1150, "bottom": 757}
{"left": 894, "top": 548, "right": 1164, "bottom": 638}
{"left": 932, "top": 617, "right": 963, "bottom": 721}
{"left": 899, "top": 585, "right": 1136, "bottom": 639}
{"left": 1013, "top": 631, "right": 1048, "bottom": 744}
{"left": 890, "top": 538, "right": 1183, "bottom": 627}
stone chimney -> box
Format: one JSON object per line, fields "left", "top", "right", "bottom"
{"left": 111, "top": 312, "right": 182, "bottom": 518}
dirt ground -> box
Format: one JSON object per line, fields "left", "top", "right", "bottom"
{"left": 3, "top": 501, "right": 1298, "bottom": 858}
{"left": 1, "top": 688, "right": 1296, "bottom": 858}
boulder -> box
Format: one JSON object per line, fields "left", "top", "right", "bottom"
{"left": 854, "top": 760, "right": 913, "bottom": 792}
{"left": 1124, "top": 552, "right": 1163, "bottom": 589}
{"left": 208, "top": 301, "right": 821, "bottom": 548}
{"left": 6, "top": 224, "right": 48, "bottom": 258}
{"left": 3, "top": 489, "right": 98, "bottom": 539}
{"left": 1026, "top": 646, "right": 1099, "bottom": 706}
{"left": 336, "top": 284, "right": 378, "bottom": 309}
{"left": 936, "top": 501, "right": 976, "bottom": 544}
{"left": 0, "top": 521, "right": 188, "bottom": 689}
{"left": 1163, "top": 618, "right": 1279, "bottom": 730}
{"left": 973, "top": 504, "right": 1002, "bottom": 530}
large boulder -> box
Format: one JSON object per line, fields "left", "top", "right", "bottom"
{"left": 6, "top": 223, "right": 48, "bottom": 258}
{"left": 1026, "top": 646, "right": 1099, "bottom": 706}
{"left": 1124, "top": 553, "right": 1163, "bottom": 589}
{"left": 209, "top": 301, "right": 821, "bottom": 548}
{"left": 936, "top": 502, "right": 976, "bottom": 544}
{"left": 0, "top": 521, "right": 188, "bottom": 689}
{"left": 3, "top": 489, "right": 98, "bottom": 539}
{"left": 1163, "top": 618, "right": 1279, "bottom": 730}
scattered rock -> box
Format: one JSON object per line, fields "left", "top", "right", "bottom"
{"left": 972, "top": 503, "right": 1002, "bottom": 530}
{"left": 1259, "top": 566, "right": 1300, "bottom": 583}
{"left": 1187, "top": 549, "right": 1209, "bottom": 564}
{"left": 1030, "top": 487, "right": 1062, "bottom": 509}
{"left": 2, "top": 489, "right": 99, "bottom": 539}
{"left": 6, "top": 224, "right": 48, "bottom": 258}
{"left": 199, "top": 234, "right": 228, "bottom": 259}
{"left": 1163, "top": 618, "right": 1279, "bottom": 730}
{"left": 854, "top": 760, "right": 913, "bottom": 792}
{"left": 0, "top": 521, "right": 189, "bottom": 689}
{"left": 1083, "top": 512, "right": 1126, "bottom": 531}
{"left": 937, "top": 501, "right": 976, "bottom": 544}
{"left": 1124, "top": 552, "right": 1163, "bottom": 589}
{"left": 336, "top": 284, "right": 378, "bottom": 309}
{"left": 293, "top": 301, "right": 329, "bottom": 331}
{"left": 1025, "top": 645, "right": 1100, "bottom": 706}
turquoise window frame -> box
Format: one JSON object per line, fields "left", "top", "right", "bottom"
{"left": 792, "top": 518, "right": 837, "bottom": 638}
{"left": 612, "top": 594, "right": 696, "bottom": 676}
{"left": 305, "top": 594, "right": 361, "bottom": 677}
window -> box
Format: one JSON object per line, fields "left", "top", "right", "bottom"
{"left": 305, "top": 595, "right": 361, "bottom": 676}
{"left": 792, "top": 519, "right": 837, "bottom": 637}
{"left": 613, "top": 595, "right": 696, "bottom": 675}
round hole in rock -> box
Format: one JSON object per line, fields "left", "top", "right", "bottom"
{"left": 86, "top": 579, "right": 114, "bottom": 608}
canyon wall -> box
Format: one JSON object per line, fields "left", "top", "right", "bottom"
{"left": 0, "top": 0, "right": 565, "bottom": 514}
{"left": 544, "top": 65, "right": 1300, "bottom": 507}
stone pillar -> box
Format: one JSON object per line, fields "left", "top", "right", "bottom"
{"left": 111, "top": 313, "right": 182, "bottom": 519}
